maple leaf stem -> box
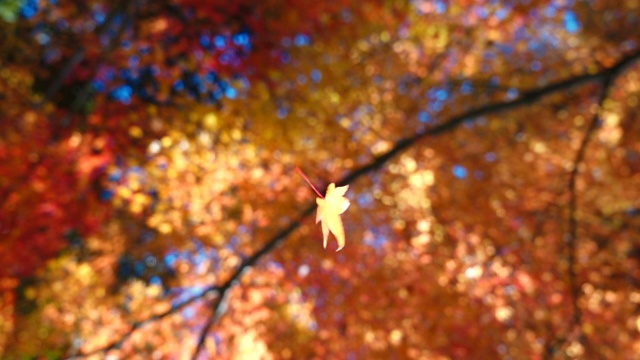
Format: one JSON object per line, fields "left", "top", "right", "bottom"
{"left": 295, "top": 166, "right": 324, "bottom": 198}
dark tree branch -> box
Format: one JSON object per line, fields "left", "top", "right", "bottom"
{"left": 67, "top": 284, "right": 220, "bottom": 358}
{"left": 188, "top": 50, "right": 640, "bottom": 359}
{"left": 38, "top": 3, "right": 127, "bottom": 108}
{"left": 548, "top": 60, "right": 617, "bottom": 358}
{"left": 0, "top": 3, "right": 133, "bottom": 223}
{"left": 565, "top": 92, "right": 601, "bottom": 341}
{"left": 73, "top": 49, "right": 640, "bottom": 359}
{"left": 41, "top": 48, "right": 86, "bottom": 106}
{"left": 191, "top": 282, "right": 232, "bottom": 360}
{"left": 189, "top": 207, "right": 317, "bottom": 358}
{"left": 340, "top": 50, "right": 640, "bottom": 186}
{"left": 59, "top": 1, "right": 134, "bottom": 128}
{"left": 542, "top": 50, "right": 636, "bottom": 360}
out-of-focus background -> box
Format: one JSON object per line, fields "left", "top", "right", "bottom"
{"left": 1, "top": 0, "right": 639, "bottom": 358}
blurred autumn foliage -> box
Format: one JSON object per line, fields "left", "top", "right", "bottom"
{"left": 1, "top": 0, "right": 640, "bottom": 358}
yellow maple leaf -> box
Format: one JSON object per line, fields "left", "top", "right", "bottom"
{"left": 316, "top": 183, "right": 350, "bottom": 251}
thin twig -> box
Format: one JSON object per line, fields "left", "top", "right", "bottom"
{"left": 563, "top": 72, "right": 614, "bottom": 353}
{"left": 543, "top": 56, "right": 633, "bottom": 358}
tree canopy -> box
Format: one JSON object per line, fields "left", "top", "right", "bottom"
{"left": 1, "top": 0, "right": 639, "bottom": 358}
